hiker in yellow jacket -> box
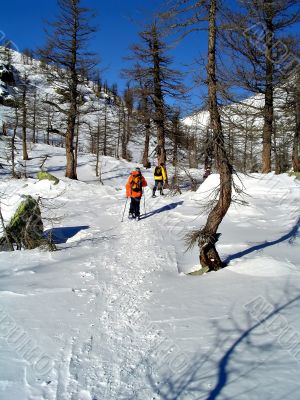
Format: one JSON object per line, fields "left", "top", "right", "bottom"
{"left": 152, "top": 163, "right": 167, "bottom": 197}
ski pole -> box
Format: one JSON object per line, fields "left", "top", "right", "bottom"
{"left": 143, "top": 189, "right": 146, "bottom": 215}
{"left": 121, "top": 197, "right": 128, "bottom": 222}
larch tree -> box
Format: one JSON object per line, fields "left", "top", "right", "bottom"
{"left": 124, "top": 21, "right": 185, "bottom": 181}
{"left": 198, "top": 0, "right": 233, "bottom": 271}
{"left": 162, "top": 0, "right": 233, "bottom": 271}
{"left": 39, "top": 0, "right": 96, "bottom": 179}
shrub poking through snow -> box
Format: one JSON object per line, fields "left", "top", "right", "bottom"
{"left": 288, "top": 171, "right": 300, "bottom": 180}
{"left": 37, "top": 171, "right": 59, "bottom": 185}
{"left": 0, "top": 195, "right": 44, "bottom": 250}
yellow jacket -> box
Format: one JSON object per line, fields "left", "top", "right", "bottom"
{"left": 154, "top": 166, "right": 167, "bottom": 181}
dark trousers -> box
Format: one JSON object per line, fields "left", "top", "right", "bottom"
{"left": 129, "top": 197, "right": 141, "bottom": 217}
{"left": 153, "top": 180, "right": 164, "bottom": 195}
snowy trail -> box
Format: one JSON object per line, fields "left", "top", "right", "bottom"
{"left": 1, "top": 161, "right": 300, "bottom": 400}
{"left": 49, "top": 192, "right": 180, "bottom": 400}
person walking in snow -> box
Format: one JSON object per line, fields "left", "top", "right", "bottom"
{"left": 126, "top": 167, "right": 147, "bottom": 220}
{"left": 152, "top": 163, "right": 166, "bottom": 198}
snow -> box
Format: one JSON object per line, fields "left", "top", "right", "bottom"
{"left": 0, "top": 142, "right": 300, "bottom": 399}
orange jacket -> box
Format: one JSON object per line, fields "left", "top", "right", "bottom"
{"left": 126, "top": 171, "right": 147, "bottom": 198}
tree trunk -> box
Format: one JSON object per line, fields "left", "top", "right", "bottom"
{"left": 2, "top": 122, "right": 7, "bottom": 136}
{"left": 273, "top": 126, "right": 281, "bottom": 174}
{"left": 103, "top": 103, "right": 108, "bottom": 157}
{"left": 142, "top": 123, "right": 151, "bottom": 167}
{"left": 262, "top": 0, "right": 274, "bottom": 173}
{"left": 22, "top": 81, "right": 29, "bottom": 161}
{"left": 65, "top": 110, "right": 77, "bottom": 179}
{"left": 243, "top": 119, "right": 248, "bottom": 172}
{"left": 121, "top": 105, "right": 128, "bottom": 159}
{"left": 172, "top": 136, "right": 178, "bottom": 167}
{"left": 32, "top": 91, "right": 37, "bottom": 144}
{"left": 74, "top": 114, "right": 80, "bottom": 173}
{"left": 292, "top": 73, "right": 300, "bottom": 172}
{"left": 116, "top": 108, "right": 121, "bottom": 159}
{"left": 46, "top": 110, "right": 51, "bottom": 146}
{"left": 199, "top": 0, "right": 233, "bottom": 272}
{"left": 141, "top": 95, "right": 151, "bottom": 168}
{"left": 189, "top": 135, "right": 198, "bottom": 168}
{"left": 151, "top": 24, "right": 168, "bottom": 180}
{"left": 96, "top": 121, "right": 100, "bottom": 176}
{"left": 65, "top": 10, "right": 78, "bottom": 180}
{"left": 11, "top": 108, "right": 18, "bottom": 178}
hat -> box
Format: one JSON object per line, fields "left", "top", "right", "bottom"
{"left": 135, "top": 167, "right": 141, "bottom": 172}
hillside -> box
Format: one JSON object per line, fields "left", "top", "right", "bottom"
{"left": 182, "top": 86, "right": 296, "bottom": 172}
{"left": 0, "top": 48, "right": 143, "bottom": 161}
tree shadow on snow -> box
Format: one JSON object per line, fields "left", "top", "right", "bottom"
{"left": 44, "top": 225, "right": 89, "bottom": 244}
{"left": 224, "top": 217, "right": 300, "bottom": 266}
{"left": 140, "top": 201, "right": 184, "bottom": 220}
{"left": 118, "top": 284, "right": 300, "bottom": 400}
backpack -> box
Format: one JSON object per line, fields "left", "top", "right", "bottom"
{"left": 154, "top": 166, "right": 162, "bottom": 177}
{"left": 130, "top": 173, "right": 142, "bottom": 192}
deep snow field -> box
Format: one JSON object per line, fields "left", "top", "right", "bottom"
{"left": 0, "top": 143, "right": 300, "bottom": 400}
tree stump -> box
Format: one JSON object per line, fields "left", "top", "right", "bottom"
{"left": 199, "top": 233, "right": 223, "bottom": 272}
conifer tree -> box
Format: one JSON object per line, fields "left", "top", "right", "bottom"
{"left": 39, "top": 0, "right": 96, "bottom": 179}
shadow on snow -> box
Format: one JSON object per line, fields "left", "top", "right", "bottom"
{"left": 224, "top": 217, "right": 300, "bottom": 266}
{"left": 140, "top": 201, "right": 184, "bottom": 220}
{"left": 44, "top": 225, "right": 89, "bottom": 244}
{"left": 120, "top": 286, "right": 300, "bottom": 400}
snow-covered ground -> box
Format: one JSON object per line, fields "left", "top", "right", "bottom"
{"left": 0, "top": 143, "right": 300, "bottom": 400}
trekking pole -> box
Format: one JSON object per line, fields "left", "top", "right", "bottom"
{"left": 121, "top": 197, "right": 128, "bottom": 222}
{"left": 143, "top": 189, "right": 146, "bottom": 216}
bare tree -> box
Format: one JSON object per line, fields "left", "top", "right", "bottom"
{"left": 194, "top": 0, "right": 233, "bottom": 271}
{"left": 162, "top": 0, "right": 233, "bottom": 271}
{"left": 39, "top": 0, "right": 96, "bottom": 179}
{"left": 124, "top": 21, "right": 185, "bottom": 180}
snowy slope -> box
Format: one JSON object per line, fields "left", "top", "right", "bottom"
{"left": 0, "top": 142, "right": 300, "bottom": 399}
{"left": 0, "top": 49, "right": 126, "bottom": 155}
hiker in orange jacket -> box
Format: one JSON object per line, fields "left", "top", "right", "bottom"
{"left": 126, "top": 167, "right": 147, "bottom": 220}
